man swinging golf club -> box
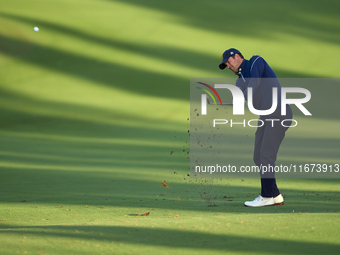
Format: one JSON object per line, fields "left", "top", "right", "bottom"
{"left": 219, "top": 48, "right": 293, "bottom": 207}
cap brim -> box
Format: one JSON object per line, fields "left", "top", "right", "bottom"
{"left": 219, "top": 63, "right": 226, "bottom": 69}
{"left": 219, "top": 59, "right": 228, "bottom": 70}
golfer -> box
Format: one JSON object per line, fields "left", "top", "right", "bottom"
{"left": 219, "top": 48, "right": 293, "bottom": 207}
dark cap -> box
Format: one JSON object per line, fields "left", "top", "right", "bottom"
{"left": 219, "top": 48, "right": 241, "bottom": 70}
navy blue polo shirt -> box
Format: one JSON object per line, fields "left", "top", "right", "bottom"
{"left": 235, "top": 55, "right": 282, "bottom": 118}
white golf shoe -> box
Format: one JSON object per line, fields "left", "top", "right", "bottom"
{"left": 274, "top": 194, "right": 284, "bottom": 205}
{"left": 244, "top": 195, "right": 275, "bottom": 207}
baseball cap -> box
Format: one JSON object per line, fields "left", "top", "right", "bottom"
{"left": 219, "top": 48, "right": 242, "bottom": 70}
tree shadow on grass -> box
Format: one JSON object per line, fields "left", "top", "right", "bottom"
{"left": 0, "top": 90, "right": 339, "bottom": 214}
{"left": 0, "top": 86, "right": 185, "bottom": 138}
{"left": 109, "top": 0, "right": 340, "bottom": 45}
{"left": 1, "top": 224, "right": 340, "bottom": 255}
{"left": 1, "top": 163, "right": 339, "bottom": 214}
{"left": 0, "top": 13, "right": 329, "bottom": 104}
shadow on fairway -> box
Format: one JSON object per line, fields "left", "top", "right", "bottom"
{"left": 109, "top": 0, "right": 340, "bottom": 45}
{"left": 1, "top": 224, "right": 340, "bottom": 255}
{"left": 0, "top": 89, "right": 339, "bottom": 214}
{"left": 0, "top": 31, "right": 338, "bottom": 122}
{"left": 0, "top": 12, "right": 332, "bottom": 104}
{"left": 2, "top": 165, "right": 340, "bottom": 214}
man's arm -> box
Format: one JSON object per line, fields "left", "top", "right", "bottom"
{"left": 243, "top": 56, "right": 265, "bottom": 99}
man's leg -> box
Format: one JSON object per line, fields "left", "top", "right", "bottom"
{"left": 259, "top": 120, "right": 286, "bottom": 197}
{"left": 261, "top": 178, "right": 280, "bottom": 197}
{"left": 253, "top": 122, "right": 264, "bottom": 168}
{"left": 254, "top": 122, "right": 279, "bottom": 197}
{"left": 260, "top": 106, "right": 293, "bottom": 197}
{"left": 245, "top": 106, "right": 292, "bottom": 207}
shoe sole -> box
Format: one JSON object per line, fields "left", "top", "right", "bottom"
{"left": 244, "top": 203, "right": 274, "bottom": 207}
{"left": 244, "top": 202, "right": 284, "bottom": 207}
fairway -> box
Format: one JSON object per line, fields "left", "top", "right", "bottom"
{"left": 0, "top": 0, "right": 340, "bottom": 254}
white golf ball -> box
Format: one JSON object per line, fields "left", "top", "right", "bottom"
{"left": 34, "top": 27, "right": 39, "bottom": 32}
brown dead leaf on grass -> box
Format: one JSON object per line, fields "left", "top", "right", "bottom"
{"left": 161, "top": 180, "right": 169, "bottom": 188}
{"left": 135, "top": 212, "right": 150, "bottom": 216}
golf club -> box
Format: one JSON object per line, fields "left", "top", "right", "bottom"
{"left": 207, "top": 97, "right": 233, "bottom": 106}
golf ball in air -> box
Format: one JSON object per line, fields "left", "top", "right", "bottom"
{"left": 34, "top": 27, "right": 39, "bottom": 32}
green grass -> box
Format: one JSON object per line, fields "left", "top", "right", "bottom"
{"left": 0, "top": 0, "right": 340, "bottom": 254}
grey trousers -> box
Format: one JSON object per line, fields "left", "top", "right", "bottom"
{"left": 253, "top": 105, "right": 293, "bottom": 197}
